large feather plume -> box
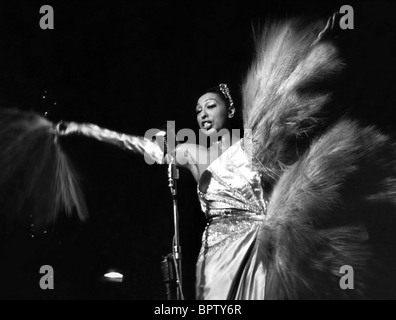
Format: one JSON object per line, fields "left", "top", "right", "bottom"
{"left": 242, "top": 19, "right": 396, "bottom": 299}
{"left": 0, "top": 108, "right": 88, "bottom": 230}
{"left": 243, "top": 19, "right": 344, "bottom": 187}
{"left": 260, "top": 120, "right": 396, "bottom": 299}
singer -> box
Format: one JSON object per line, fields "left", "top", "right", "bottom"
{"left": 43, "top": 17, "right": 396, "bottom": 299}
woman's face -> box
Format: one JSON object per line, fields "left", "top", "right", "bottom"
{"left": 196, "top": 92, "right": 229, "bottom": 136}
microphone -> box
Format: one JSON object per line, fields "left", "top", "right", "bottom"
{"left": 156, "top": 121, "right": 183, "bottom": 300}
{"left": 154, "top": 129, "right": 168, "bottom": 159}
{"left": 164, "top": 130, "right": 179, "bottom": 187}
{"left": 154, "top": 123, "right": 179, "bottom": 193}
{"left": 154, "top": 122, "right": 178, "bottom": 168}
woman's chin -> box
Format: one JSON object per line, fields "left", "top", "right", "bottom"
{"left": 199, "top": 127, "right": 217, "bottom": 137}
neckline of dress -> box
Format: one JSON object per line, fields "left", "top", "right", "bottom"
{"left": 197, "top": 139, "right": 242, "bottom": 188}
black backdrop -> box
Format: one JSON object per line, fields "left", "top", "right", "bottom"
{"left": 0, "top": 0, "right": 395, "bottom": 300}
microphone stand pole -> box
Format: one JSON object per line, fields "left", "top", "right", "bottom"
{"left": 168, "top": 158, "right": 183, "bottom": 300}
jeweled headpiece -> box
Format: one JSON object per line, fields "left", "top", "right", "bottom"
{"left": 218, "top": 83, "right": 234, "bottom": 109}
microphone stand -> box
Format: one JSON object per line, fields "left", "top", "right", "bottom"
{"left": 167, "top": 158, "right": 183, "bottom": 300}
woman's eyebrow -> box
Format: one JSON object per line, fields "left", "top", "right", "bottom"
{"left": 204, "top": 98, "right": 218, "bottom": 103}
{"left": 196, "top": 98, "right": 218, "bottom": 109}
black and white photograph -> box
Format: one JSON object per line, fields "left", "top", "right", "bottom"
{"left": 1, "top": 0, "right": 396, "bottom": 304}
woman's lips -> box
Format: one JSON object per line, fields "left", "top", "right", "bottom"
{"left": 202, "top": 121, "right": 212, "bottom": 130}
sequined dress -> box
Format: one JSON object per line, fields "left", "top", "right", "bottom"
{"left": 196, "top": 139, "right": 268, "bottom": 300}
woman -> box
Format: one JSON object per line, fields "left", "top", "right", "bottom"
{"left": 193, "top": 86, "right": 268, "bottom": 299}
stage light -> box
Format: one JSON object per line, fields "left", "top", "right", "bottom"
{"left": 103, "top": 270, "right": 123, "bottom": 282}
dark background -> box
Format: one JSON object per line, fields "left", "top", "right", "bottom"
{"left": 0, "top": 0, "right": 395, "bottom": 300}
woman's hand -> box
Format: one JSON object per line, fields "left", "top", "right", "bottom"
{"left": 55, "top": 121, "right": 79, "bottom": 136}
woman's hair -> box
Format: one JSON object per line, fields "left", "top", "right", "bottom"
{"left": 200, "top": 83, "right": 235, "bottom": 110}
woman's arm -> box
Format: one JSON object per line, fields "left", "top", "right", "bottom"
{"left": 55, "top": 121, "right": 207, "bottom": 181}
{"left": 55, "top": 121, "right": 164, "bottom": 164}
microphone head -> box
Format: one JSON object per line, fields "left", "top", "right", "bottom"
{"left": 154, "top": 129, "right": 167, "bottom": 155}
{"left": 154, "top": 122, "right": 176, "bottom": 157}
